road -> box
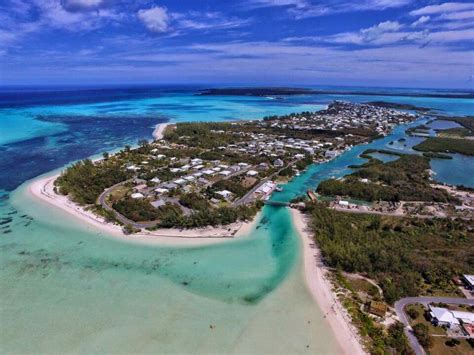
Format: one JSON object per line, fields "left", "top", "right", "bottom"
{"left": 97, "top": 180, "right": 157, "bottom": 229}
{"left": 234, "top": 160, "right": 298, "bottom": 206}
{"left": 394, "top": 296, "right": 474, "bottom": 355}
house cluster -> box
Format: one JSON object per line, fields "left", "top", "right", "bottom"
{"left": 130, "top": 157, "right": 253, "bottom": 199}
{"left": 429, "top": 305, "right": 474, "bottom": 337}
{"left": 263, "top": 101, "right": 417, "bottom": 136}
{"left": 223, "top": 133, "right": 335, "bottom": 160}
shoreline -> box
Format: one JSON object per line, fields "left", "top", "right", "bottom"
{"left": 28, "top": 173, "right": 258, "bottom": 247}
{"left": 290, "top": 208, "right": 367, "bottom": 355}
{"left": 153, "top": 123, "right": 168, "bottom": 140}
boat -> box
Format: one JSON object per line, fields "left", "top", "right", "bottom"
{"left": 276, "top": 187, "right": 283, "bottom": 192}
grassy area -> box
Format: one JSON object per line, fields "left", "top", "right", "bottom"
{"left": 413, "top": 137, "right": 474, "bottom": 156}
{"left": 430, "top": 337, "right": 474, "bottom": 355}
{"left": 437, "top": 127, "right": 473, "bottom": 138}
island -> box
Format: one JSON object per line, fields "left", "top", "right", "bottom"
{"left": 199, "top": 87, "right": 474, "bottom": 99}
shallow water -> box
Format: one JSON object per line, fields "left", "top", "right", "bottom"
{"left": 1, "top": 86, "right": 473, "bottom": 354}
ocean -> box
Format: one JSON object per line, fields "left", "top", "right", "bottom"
{"left": 0, "top": 86, "right": 472, "bottom": 354}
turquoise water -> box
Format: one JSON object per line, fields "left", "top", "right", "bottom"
{"left": 1, "top": 87, "right": 473, "bottom": 353}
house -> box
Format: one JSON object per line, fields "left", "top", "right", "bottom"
{"left": 131, "top": 192, "right": 144, "bottom": 199}
{"left": 162, "top": 183, "right": 177, "bottom": 190}
{"left": 219, "top": 170, "right": 232, "bottom": 177}
{"left": 151, "top": 200, "right": 166, "bottom": 208}
{"left": 429, "top": 306, "right": 474, "bottom": 328}
{"left": 463, "top": 275, "right": 474, "bottom": 291}
{"left": 154, "top": 188, "right": 169, "bottom": 194}
{"left": 247, "top": 170, "right": 259, "bottom": 177}
{"left": 274, "top": 158, "right": 284, "bottom": 167}
{"left": 368, "top": 301, "right": 387, "bottom": 318}
{"left": 216, "top": 190, "right": 233, "bottom": 201}
{"left": 174, "top": 178, "right": 187, "bottom": 185}
{"left": 151, "top": 177, "right": 161, "bottom": 184}
{"left": 203, "top": 169, "right": 215, "bottom": 176}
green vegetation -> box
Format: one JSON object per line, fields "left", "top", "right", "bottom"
{"left": 437, "top": 127, "right": 473, "bottom": 138}
{"left": 304, "top": 202, "right": 473, "bottom": 304}
{"left": 164, "top": 122, "right": 244, "bottom": 149}
{"left": 332, "top": 272, "right": 412, "bottom": 354}
{"left": 156, "top": 202, "right": 263, "bottom": 229}
{"left": 406, "top": 124, "right": 431, "bottom": 136}
{"left": 113, "top": 197, "right": 160, "bottom": 222}
{"left": 413, "top": 137, "right": 474, "bottom": 156}
{"left": 422, "top": 152, "right": 453, "bottom": 159}
{"left": 210, "top": 178, "right": 250, "bottom": 198}
{"left": 179, "top": 192, "right": 210, "bottom": 211}
{"left": 55, "top": 159, "right": 128, "bottom": 205}
{"left": 413, "top": 323, "right": 432, "bottom": 348}
{"left": 317, "top": 155, "right": 457, "bottom": 203}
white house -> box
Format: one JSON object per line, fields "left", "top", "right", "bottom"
{"left": 131, "top": 192, "right": 144, "bottom": 199}
{"left": 429, "top": 306, "right": 474, "bottom": 328}
{"left": 274, "top": 158, "right": 284, "bottom": 167}
{"left": 216, "top": 190, "right": 233, "bottom": 200}
{"left": 219, "top": 170, "right": 232, "bottom": 177}
{"left": 247, "top": 170, "right": 259, "bottom": 176}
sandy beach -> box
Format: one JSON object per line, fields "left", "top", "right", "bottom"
{"left": 290, "top": 208, "right": 367, "bottom": 355}
{"left": 153, "top": 123, "right": 168, "bottom": 140}
{"left": 28, "top": 173, "right": 258, "bottom": 247}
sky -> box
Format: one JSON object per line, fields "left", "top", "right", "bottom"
{"left": 0, "top": 0, "right": 473, "bottom": 88}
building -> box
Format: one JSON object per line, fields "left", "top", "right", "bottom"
{"left": 131, "top": 192, "right": 144, "bottom": 199}
{"left": 216, "top": 190, "right": 233, "bottom": 201}
{"left": 429, "top": 306, "right": 474, "bottom": 329}
{"left": 274, "top": 158, "right": 284, "bottom": 167}
{"left": 463, "top": 275, "right": 474, "bottom": 291}
{"left": 368, "top": 301, "right": 387, "bottom": 318}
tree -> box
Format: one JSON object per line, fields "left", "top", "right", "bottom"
{"left": 407, "top": 308, "right": 420, "bottom": 320}
{"left": 412, "top": 323, "right": 432, "bottom": 348}
{"left": 102, "top": 152, "right": 109, "bottom": 160}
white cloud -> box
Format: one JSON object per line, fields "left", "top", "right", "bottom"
{"left": 411, "top": 16, "right": 430, "bottom": 28}
{"left": 410, "top": 2, "right": 474, "bottom": 16}
{"left": 137, "top": 6, "right": 170, "bottom": 33}
{"left": 246, "top": 0, "right": 413, "bottom": 18}
{"left": 62, "top": 0, "right": 105, "bottom": 11}
{"left": 172, "top": 11, "right": 251, "bottom": 31}
{"left": 439, "top": 10, "right": 474, "bottom": 20}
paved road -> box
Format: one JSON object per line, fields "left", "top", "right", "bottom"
{"left": 97, "top": 180, "right": 157, "bottom": 229}
{"left": 394, "top": 297, "right": 474, "bottom": 355}
{"left": 234, "top": 160, "right": 298, "bottom": 206}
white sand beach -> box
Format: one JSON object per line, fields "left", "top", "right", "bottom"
{"left": 290, "top": 208, "right": 367, "bottom": 355}
{"left": 28, "top": 174, "right": 258, "bottom": 247}
{"left": 153, "top": 123, "right": 168, "bottom": 140}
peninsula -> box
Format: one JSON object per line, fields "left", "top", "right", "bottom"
{"left": 40, "top": 101, "right": 418, "bottom": 238}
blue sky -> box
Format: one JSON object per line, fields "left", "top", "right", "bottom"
{"left": 0, "top": 0, "right": 473, "bottom": 88}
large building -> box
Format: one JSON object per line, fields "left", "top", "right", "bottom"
{"left": 429, "top": 305, "right": 474, "bottom": 336}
